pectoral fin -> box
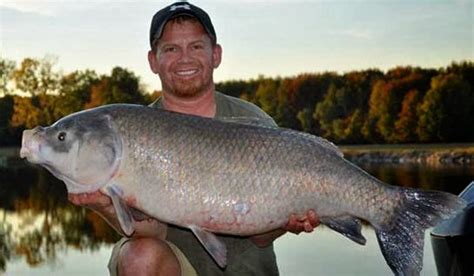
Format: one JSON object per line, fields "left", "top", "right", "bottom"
{"left": 106, "top": 185, "right": 135, "bottom": 237}
{"left": 189, "top": 225, "right": 227, "bottom": 268}
{"left": 322, "top": 215, "right": 366, "bottom": 245}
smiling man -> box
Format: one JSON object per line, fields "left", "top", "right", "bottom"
{"left": 69, "top": 2, "right": 319, "bottom": 275}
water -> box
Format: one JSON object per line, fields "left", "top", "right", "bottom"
{"left": 1, "top": 151, "right": 473, "bottom": 275}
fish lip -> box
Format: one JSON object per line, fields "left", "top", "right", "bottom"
{"left": 20, "top": 130, "right": 42, "bottom": 161}
{"left": 19, "top": 147, "right": 28, "bottom": 158}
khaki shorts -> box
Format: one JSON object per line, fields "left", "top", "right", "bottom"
{"left": 108, "top": 237, "right": 197, "bottom": 276}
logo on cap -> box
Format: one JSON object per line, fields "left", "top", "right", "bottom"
{"left": 170, "top": 4, "right": 191, "bottom": 11}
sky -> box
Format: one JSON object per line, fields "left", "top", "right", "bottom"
{"left": 1, "top": 0, "right": 473, "bottom": 92}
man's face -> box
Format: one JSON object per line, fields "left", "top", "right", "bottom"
{"left": 148, "top": 19, "right": 222, "bottom": 98}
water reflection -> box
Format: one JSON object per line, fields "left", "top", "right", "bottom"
{"left": 358, "top": 162, "right": 472, "bottom": 194}
{"left": 0, "top": 164, "right": 120, "bottom": 273}
{"left": 0, "top": 154, "right": 473, "bottom": 274}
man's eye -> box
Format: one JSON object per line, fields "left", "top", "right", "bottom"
{"left": 192, "top": 44, "right": 204, "bottom": 50}
{"left": 163, "top": 46, "right": 177, "bottom": 53}
{"left": 57, "top": 132, "right": 67, "bottom": 141}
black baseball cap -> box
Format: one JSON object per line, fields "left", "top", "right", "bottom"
{"left": 149, "top": 1, "right": 217, "bottom": 48}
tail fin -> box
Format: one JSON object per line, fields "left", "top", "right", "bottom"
{"left": 375, "top": 188, "right": 466, "bottom": 275}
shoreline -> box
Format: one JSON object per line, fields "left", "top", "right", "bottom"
{"left": 340, "top": 144, "right": 474, "bottom": 165}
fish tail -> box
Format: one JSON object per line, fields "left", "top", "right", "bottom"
{"left": 375, "top": 188, "right": 466, "bottom": 275}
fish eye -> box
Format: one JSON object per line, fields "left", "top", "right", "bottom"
{"left": 57, "top": 132, "right": 67, "bottom": 141}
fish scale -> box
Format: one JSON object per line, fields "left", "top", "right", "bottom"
{"left": 20, "top": 104, "right": 466, "bottom": 275}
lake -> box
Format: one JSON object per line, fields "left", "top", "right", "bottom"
{"left": 1, "top": 149, "right": 473, "bottom": 275}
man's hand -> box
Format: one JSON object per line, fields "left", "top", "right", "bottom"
{"left": 68, "top": 191, "right": 114, "bottom": 214}
{"left": 284, "top": 209, "right": 320, "bottom": 234}
{"left": 250, "top": 209, "right": 320, "bottom": 247}
{"left": 68, "top": 191, "right": 167, "bottom": 239}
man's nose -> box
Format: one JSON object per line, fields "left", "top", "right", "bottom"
{"left": 178, "top": 48, "right": 193, "bottom": 63}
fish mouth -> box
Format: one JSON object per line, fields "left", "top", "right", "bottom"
{"left": 20, "top": 129, "right": 42, "bottom": 162}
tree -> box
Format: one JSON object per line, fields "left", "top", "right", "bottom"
{"left": 314, "top": 70, "right": 382, "bottom": 143}
{"left": 216, "top": 79, "right": 260, "bottom": 100}
{"left": 297, "top": 108, "right": 314, "bottom": 133}
{"left": 314, "top": 84, "right": 343, "bottom": 139}
{"left": 362, "top": 80, "right": 389, "bottom": 143}
{"left": 364, "top": 67, "right": 435, "bottom": 143}
{"left": 55, "top": 70, "right": 99, "bottom": 117}
{"left": 12, "top": 57, "right": 60, "bottom": 96}
{"left": 255, "top": 77, "right": 280, "bottom": 117}
{"left": 0, "top": 95, "right": 19, "bottom": 145}
{"left": 394, "top": 90, "right": 422, "bottom": 143}
{"left": 85, "top": 67, "right": 148, "bottom": 108}
{"left": 10, "top": 95, "right": 58, "bottom": 129}
{"left": 0, "top": 57, "right": 15, "bottom": 96}
{"left": 417, "top": 73, "right": 474, "bottom": 142}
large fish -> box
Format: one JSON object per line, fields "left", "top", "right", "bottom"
{"left": 20, "top": 104, "right": 465, "bottom": 275}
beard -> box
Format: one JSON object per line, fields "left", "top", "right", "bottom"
{"left": 162, "top": 72, "right": 214, "bottom": 99}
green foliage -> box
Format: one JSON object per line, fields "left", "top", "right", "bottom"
{"left": 255, "top": 76, "right": 281, "bottom": 117}
{"left": 296, "top": 108, "right": 314, "bottom": 133}
{"left": 316, "top": 70, "right": 383, "bottom": 143}
{"left": 417, "top": 73, "right": 474, "bottom": 142}
{"left": 216, "top": 79, "right": 261, "bottom": 100}
{"left": 86, "top": 67, "right": 148, "bottom": 108}
{"left": 12, "top": 57, "right": 60, "bottom": 96}
{"left": 0, "top": 57, "right": 15, "bottom": 97}
{"left": 56, "top": 70, "right": 99, "bottom": 117}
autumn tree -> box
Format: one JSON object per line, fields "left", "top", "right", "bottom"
{"left": 363, "top": 67, "right": 435, "bottom": 143}
{"left": 393, "top": 90, "right": 422, "bottom": 142}
{"left": 9, "top": 57, "right": 62, "bottom": 129}
{"left": 10, "top": 95, "right": 58, "bottom": 129}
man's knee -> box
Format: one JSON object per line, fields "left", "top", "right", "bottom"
{"left": 118, "top": 238, "right": 180, "bottom": 276}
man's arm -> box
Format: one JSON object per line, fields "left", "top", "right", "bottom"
{"left": 68, "top": 191, "right": 168, "bottom": 239}
{"left": 250, "top": 210, "right": 320, "bottom": 248}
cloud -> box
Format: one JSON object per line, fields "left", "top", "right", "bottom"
{"left": 0, "top": 0, "right": 114, "bottom": 16}
{"left": 1, "top": 1, "right": 59, "bottom": 16}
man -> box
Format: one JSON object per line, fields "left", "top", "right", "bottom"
{"left": 69, "top": 2, "right": 319, "bottom": 275}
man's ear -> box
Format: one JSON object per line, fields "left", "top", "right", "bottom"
{"left": 148, "top": 50, "right": 159, "bottom": 74}
{"left": 212, "top": 44, "right": 222, "bottom": 69}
